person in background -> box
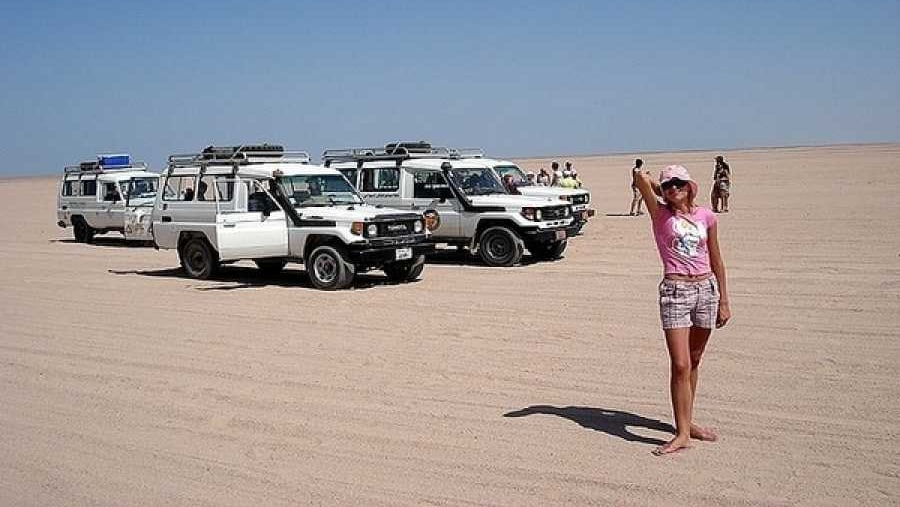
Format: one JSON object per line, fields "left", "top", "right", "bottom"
{"left": 559, "top": 170, "right": 580, "bottom": 189}
{"left": 629, "top": 158, "right": 645, "bottom": 215}
{"left": 537, "top": 168, "right": 551, "bottom": 186}
{"left": 502, "top": 174, "right": 520, "bottom": 194}
{"left": 632, "top": 164, "right": 731, "bottom": 456}
{"left": 550, "top": 161, "right": 562, "bottom": 186}
{"left": 526, "top": 171, "right": 537, "bottom": 185}
{"left": 711, "top": 155, "right": 732, "bottom": 213}
{"left": 565, "top": 160, "right": 582, "bottom": 187}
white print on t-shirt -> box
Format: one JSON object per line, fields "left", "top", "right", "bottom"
{"left": 670, "top": 217, "right": 706, "bottom": 258}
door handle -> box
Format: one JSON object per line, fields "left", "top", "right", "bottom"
{"left": 223, "top": 223, "right": 236, "bottom": 228}
{"left": 161, "top": 216, "right": 172, "bottom": 223}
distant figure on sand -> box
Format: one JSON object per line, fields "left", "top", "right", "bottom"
{"left": 550, "top": 161, "right": 562, "bottom": 186}
{"left": 629, "top": 158, "right": 645, "bottom": 215}
{"left": 711, "top": 155, "right": 731, "bottom": 213}
{"left": 632, "top": 164, "right": 731, "bottom": 456}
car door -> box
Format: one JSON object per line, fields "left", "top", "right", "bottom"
{"left": 410, "top": 168, "right": 460, "bottom": 239}
{"left": 215, "top": 178, "right": 288, "bottom": 261}
{"left": 99, "top": 180, "right": 125, "bottom": 230}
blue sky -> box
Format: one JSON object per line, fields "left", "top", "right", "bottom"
{"left": 1, "top": 0, "right": 898, "bottom": 176}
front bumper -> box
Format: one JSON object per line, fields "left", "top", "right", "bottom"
{"left": 347, "top": 240, "right": 435, "bottom": 266}
{"left": 522, "top": 223, "right": 580, "bottom": 243}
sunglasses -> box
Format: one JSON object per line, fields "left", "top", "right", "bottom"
{"left": 661, "top": 179, "right": 688, "bottom": 191}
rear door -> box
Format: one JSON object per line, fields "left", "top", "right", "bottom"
{"left": 216, "top": 178, "right": 288, "bottom": 261}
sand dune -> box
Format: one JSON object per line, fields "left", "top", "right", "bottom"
{"left": 1, "top": 144, "right": 898, "bottom": 506}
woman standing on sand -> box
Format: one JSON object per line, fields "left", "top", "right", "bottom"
{"left": 632, "top": 164, "right": 731, "bottom": 455}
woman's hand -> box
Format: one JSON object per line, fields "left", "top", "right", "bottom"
{"left": 716, "top": 300, "right": 731, "bottom": 328}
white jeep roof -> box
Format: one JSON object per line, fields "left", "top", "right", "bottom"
{"left": 167, "top": 163, "right": 342, "bottom": 179}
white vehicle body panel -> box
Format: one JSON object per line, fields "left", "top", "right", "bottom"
{"left": 58, "top": 165, "right": 160, "bottom": 241}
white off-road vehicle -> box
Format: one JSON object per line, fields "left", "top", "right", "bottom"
{"left": 323, "top": 142, "right": 578, "bottom": 267}
{"left": 151, "top": 144, "right": 433, "bottom": 290}
{"left": 57, "top": 154, "right": 160, "bottom": 243}
{"left": 454, "top": 150, "right": 595, "bottom": 232}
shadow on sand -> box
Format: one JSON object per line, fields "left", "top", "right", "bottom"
{"left": 503, "top": 405, "right": 673, "bottom": 446}
{"left": 51, "top": 237, "right": 150, "bottom": 248}
{"left": 424, "top": 247, "right": 552, "bottom": 267}
{"left": 108, "top": 265, "right": 416, "bottom": 291}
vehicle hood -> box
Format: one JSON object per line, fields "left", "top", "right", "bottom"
{"left": 467, "top": 193, "right": 569, "bottom": 209}
{"left": 517, "top": 186, "right": 589, "bottom": 198}
{"left": 296, "top": 204, "right": 420, "bottom": 221}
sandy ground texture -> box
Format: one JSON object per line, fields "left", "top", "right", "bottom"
{"left": 1, "top": 144, "right": 899, "bottom": 506}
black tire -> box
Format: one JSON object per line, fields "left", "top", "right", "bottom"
{"left": 383, "top": 255, "right": 425, "bottom": 282}
{"left": 305, "top": 245, "right": 355, "bottom": 290}
{"left": 178, "top": 238, "right": 219, "bottom": 279}
{"left": 529, "top": 240, "right": 567, "bottom": 261}
{"left": 73, "top": 217, "right": 94, "bottom": 244}
{"left": 255, "top": 258, "right": 287, "bottom": 275}
{"left": 478, "top": 226, "right": 524, "bottom": 267}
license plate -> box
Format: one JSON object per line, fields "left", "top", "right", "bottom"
{"left": 395, "top": 247, "right": 413, "bottom": 260}
{"left": 555, "top": 230, "right": 566, "bottom": 240}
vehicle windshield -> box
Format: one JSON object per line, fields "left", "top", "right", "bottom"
{"left": 127, "top": 177, "right": 158, "bottom": 199}
{"left": 278, "top": 174, "right": 363, "bottom": 207}
{"left": 495, "top": 165, "right": 531, "bottom": 186}
{"left": 447, "top": 167, "right": 506, "bottom": 196}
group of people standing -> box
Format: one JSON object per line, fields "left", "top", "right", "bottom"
{"left": 629, "top": 155, "right": 732, "bottom": 215}
{"left": 528, "top": 160, "right": 583, "bottom": 188}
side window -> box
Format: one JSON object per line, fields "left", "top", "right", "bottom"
{"left": 102, "top": 182, "right": 121, "bottom": 202}
{"left": 214, "top": 176, "right": 234, "bottom": 201}
{"left": 362, "top": 167, "right": 399, "bottom": 192}
{"left": 81, "top": 179, "right": 97, "bottom": 198}
{"left": 412, "top": 170, "right": 451, "bottom": 199}
{"left": 61, "top": 180, "right": 75, "bottom": 196}
{"left": 163, "top": 175, "right": 197, "bottom": 201}
{"left": 247, "top": 180, "right": 277, "bottom": 213}
{"left": 196, "top": 176, "right": 216, "bottom": 202}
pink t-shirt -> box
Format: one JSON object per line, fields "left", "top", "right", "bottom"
{"left": 652, "top": 205, "right": 717, "bottom": 276}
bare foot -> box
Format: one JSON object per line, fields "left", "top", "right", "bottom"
{"left": 652, "top": 435, "right": 691, "bottom": 456}
{"left": 690, "top": 423, "right": 718, "bottom": 442}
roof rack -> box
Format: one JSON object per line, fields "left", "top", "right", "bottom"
{"left": 167, "top": 144, "right": 310, "bottom": 171}
{"left": 448, "top": 147, "right": 485, "bottom": 159}
{"left": 63, "top": 153, "right": 149, "bottom": 174}
{"left": 322, "top": 141, "right": 456, "bottom": 164}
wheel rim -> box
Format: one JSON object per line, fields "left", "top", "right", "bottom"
{"left": 486, "top": 233, "right": 511, "bottom": 261}
{"left": 186, "top": 243, "right": 208, "bottom": 274}
{"left": 313, "top": 252, "right": 338, "bottom": 283}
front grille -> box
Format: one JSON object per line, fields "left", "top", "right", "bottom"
{"left": 541, "top": 206, "right": 569, "bottom": 220}
{"left": 571, "top": 194, "right": 589, "bottom": 205}
{"left": 376, "top": 220, "right": 415, "bottom": 237}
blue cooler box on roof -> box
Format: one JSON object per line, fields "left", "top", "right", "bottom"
{"left": 98, "top": 154, "right": 130, "bottom": 167}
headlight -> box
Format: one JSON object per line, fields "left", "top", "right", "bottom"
{"left": 351, "top": 222, "right": 363, "bottom": 235}
{"left": 565, "top": 207, "right": 571, "bottom": 217}
{"left": 413, "top": 220, "right": 424, "bottom": 233}
{"left": 366, "top": 224, "right": 379, "bottom": 237}
{"left": 535, "top": 209, "right": 543, "bottom": 221}
{"left": 520, "top": 207, "right": 536, "bottom": 221}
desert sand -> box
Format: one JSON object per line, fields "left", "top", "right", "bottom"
{"left": 1, "top": 143, "right": 898, "bottom": 506}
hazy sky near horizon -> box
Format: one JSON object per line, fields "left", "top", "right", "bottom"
{"left": 1, "top": 0, "right": 898, "bottom": 175}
